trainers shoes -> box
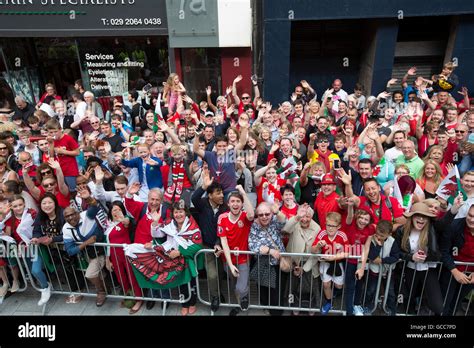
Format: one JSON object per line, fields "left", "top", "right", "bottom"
{"left": 240, "top": 296, "right": 249, "bottom": 311}
{"left": 321, "top": 302, "right": 332, "bottom": 315}
{"left": 229, "top": 308, "right": 241, "bottom": 316}
{"left": 0, "top": 284, "right": 8, "bottom": 297}
{"left": 211, "top": 296, "right": 220, "bottom": 312}
{"left": 38, "top": 284, "right": 51, "bottom": 306}
{"left": 9, "top": 280, "right": 19, "bottom": 293}
{"left": 353, "top": 305, "right": 364, "bottom": 316}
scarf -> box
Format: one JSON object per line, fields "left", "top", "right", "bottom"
{"left": 164, "top": 160, "right": 185, "bottom": 203}
{"left": 315, "top": 149, "right": 331, "bottom": 172}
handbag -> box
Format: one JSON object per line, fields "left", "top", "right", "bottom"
{"left": 249, "top": 256, "right": 277, "bottom": 288}
{"left": 264, "top": 230, "right": 292, "bottom": 273}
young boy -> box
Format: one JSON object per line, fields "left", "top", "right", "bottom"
{"left": 355, "top": 220, "right": 400, "bottom": 315}
{"left": 45, "top": 119, "right": 80, "bottom": 192}
{"left": 311, "top": 212, "right": 349, "bottom": 315}
{"left": 218, "top": 185, "right": 254, "bottom": 316}
{"left": 27, "top": 115, "right": 42, "bottom": 136}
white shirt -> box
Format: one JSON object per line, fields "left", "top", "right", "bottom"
{"left": 385, "top": 147, "right": 403, "bottom": 165}
{"left": 407, "top": 231, "right": 436, "bottom": 271}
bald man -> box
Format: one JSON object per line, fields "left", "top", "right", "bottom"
{"left": 395, "top": 140, "right": 425, "bottom": 179}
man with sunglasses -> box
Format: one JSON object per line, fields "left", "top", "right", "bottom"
{"left": 231, "top": 74, "right": 260, "bottom": 120}
{"left": 307, "top": 134, "right": 340, "bottom": 173}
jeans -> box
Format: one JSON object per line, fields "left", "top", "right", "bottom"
{"left": 344, "top": 262, "right": 365, "bottom": 315}
{"left": 30, "top": 256, "right": 49, "bottom": 289}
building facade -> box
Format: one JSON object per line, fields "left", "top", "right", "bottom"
{"left": 261, "top": 0, "right": 474, "bottom": 103}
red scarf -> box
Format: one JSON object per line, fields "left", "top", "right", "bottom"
{"left": 164, "top": 161, "right": 185, "bottom": 203}
{"left": 316, "top": 149, "right": 332, "bottom": 172}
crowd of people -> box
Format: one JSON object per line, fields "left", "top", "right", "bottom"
{"left": 0, "top": 62, "right": 473, "bottom": 316}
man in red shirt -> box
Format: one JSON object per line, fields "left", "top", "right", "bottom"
{"left": 45, "top": 119, "right": 80, "bottom": 192}
{"left": 231, "top": 75, "right": 260, "bottom": 120}
{"left": 218, "top": 184, "right": 254, "bottom": 315}
{"left": 343, "top": 176, "right": 406, "bottom": 232}
{"left": 314, "top": 174, "right": 342, "bottom": 229}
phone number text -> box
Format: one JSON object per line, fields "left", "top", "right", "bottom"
{"left": 101, "top": 18, "right": 162, "bottom": 26}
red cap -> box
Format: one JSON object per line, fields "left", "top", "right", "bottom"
{"left": 321, "top": 174, "right": 336, "bottom": 185}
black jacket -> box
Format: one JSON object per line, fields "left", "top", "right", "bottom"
{"left": 395, "top": 223, "right": 441, "bottom": 263}
{"left": 191, "top": 186, "right": 228, "bottom": 247}
{"left": 439, "top": 211, "right": 470, "bottom": 271}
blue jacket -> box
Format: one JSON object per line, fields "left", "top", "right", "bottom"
{"left": 121, "top": 156, "right": 163, "bottom": 189}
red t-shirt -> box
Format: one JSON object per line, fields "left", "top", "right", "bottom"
{"left": 312, "top": 229, "right": 349, "bottom": 256}
{"left": 238, "top": 101, "right": 256, "bottom": 119}
{"left": 358, "top": 196, "right": 404, "bottom": 224}
{"left": 257, "top": 177, "right": 287, "bottom": 205}
{"left": 38, "top": 185, "right": 71, "bottom": 209}
{"left": 342, "top": 221, "right": 376, "bottom": 264}
{"left": 455, "top": 227, "right": 474, "bottom": 272}
{"left": 217, "top": 211, "right": 252, "bottom": 265}
{"left": 54, "top": 134, "right": 79, "bottom": 176}
{"left": 281, "top": 204, "right": 298, "bottom": 247}
{"left": 314, "top": 191, "right": 341, "bottom": 230}
{"left": 281, "top": 204, "right": 298, "bottom": 219}
{"left": 5, "top": 209, "right": 37, "bottom": 243}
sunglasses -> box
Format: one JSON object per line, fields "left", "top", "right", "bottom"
{"left": 318, "top": 140, "right": 329, "bottom": 144}
{"left": 91, "top": 122, "right": 99, "bottom": 125}
{"left": 242, "top": 96, "right": 250, "bottom": 100}
{"left": 43, "top": 182, "right": 56, "bottom": 188}
{"left": 257, "top": 213, "right": 271, "bottom": 218}
{"left": 41, "top": 170, "right": 52, "bottom": 175}
{"left": 455, "top": 130, "right": 466, "bottom": 134}
{"left": 0, "top": 147, "right": 7, "bottom": 150}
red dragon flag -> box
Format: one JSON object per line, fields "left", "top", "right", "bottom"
{"left": 435, "top": 165, "right": 462, "bottom": 202}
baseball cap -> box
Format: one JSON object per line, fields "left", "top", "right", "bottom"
{"left": 321, "top": 174, "right": 336, "bottom": 185}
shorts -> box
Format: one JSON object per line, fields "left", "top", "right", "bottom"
{"left": 319, "top": 261, "right": 345, "bottom": 285}
{"left": 85, "top": 255, "right": 106, "bottom": 279}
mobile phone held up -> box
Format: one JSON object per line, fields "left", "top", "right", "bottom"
{"left": 143, "top": 83, "right": 153, "bottom": 93}
{"left": 333, "top": 159, "right": 340, "bottom": 169}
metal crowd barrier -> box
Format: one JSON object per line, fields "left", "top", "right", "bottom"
{"left": 383, "top": 260, "right": 473, "bottom": 316}
{"left": 0, "top": 240, "right": 29, "bottom": 304}
{"left": 2, "top": 241, "right": 472, "bottom": 317}
{"left": 194, "top": 249, "right": 473, "bottom": 316}
{"left": 19, "top": 242, "right": 191, "bottom": 315}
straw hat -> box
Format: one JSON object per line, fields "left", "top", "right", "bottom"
{"left": 403, "top": 202, "right": 437, "bottom": 218}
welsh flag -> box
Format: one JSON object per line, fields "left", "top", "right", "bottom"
{"left": 436, "top": 165, "right": 463, "bottom": 203}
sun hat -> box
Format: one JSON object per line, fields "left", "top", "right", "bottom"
{"left": 403, "top": 202, "right": 437, "bottom": 218}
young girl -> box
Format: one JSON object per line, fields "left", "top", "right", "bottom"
{"left": 0, "top": 195, "right": 37, "bottom": 295}
{"left": 343, "top": 199, "right": 375, "bottom": 315}
{"left": 163, "top": 73, "right": 186, "bottom": 114}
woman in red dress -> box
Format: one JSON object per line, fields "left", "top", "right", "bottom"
{"left": 105, "top": 201, "right": 143, "bottom": 314}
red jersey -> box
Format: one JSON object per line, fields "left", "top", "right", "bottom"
{"left": 358, "top": 195, "right": 404, "bottom": 224}
{"left": 455, "top": 227, "right": 474, "bottom": 272}
{"left": 5, "top": 209, "right": 37, "bottom": 243}
{"left": 314, "top": 191, "right": 341, "bottom": 229}
{"left": 38, "top": 185, "right": 71, "bottom": 209}
{"left": 217, "top": 211, "right": 252, "bottom": 265}
{"left": 238, "top": 101, "right": 256, "bottom": 119}
{"left": 281, "top": 204, "right": 298, "bottom": 219}
{"left": 54, "top": 134, "right": 79, "bottom": 176}
{"left": 257, "top": 177, "right": 287, "bottom": 205}
{"left": 342, "top": 221, "right": 375, "bottom": 264}
{"left": 312, "top": 229, "right": 349, "bottom": 256}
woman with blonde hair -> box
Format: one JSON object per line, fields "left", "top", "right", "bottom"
{"left": 394, "top": 202, "right": 443, "bottom": 315}
{"left": 416, "top": 160, "right": 443, "bottom": 199}
{"left": 422, "top": 145, "right": 449, "bottom": 176}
